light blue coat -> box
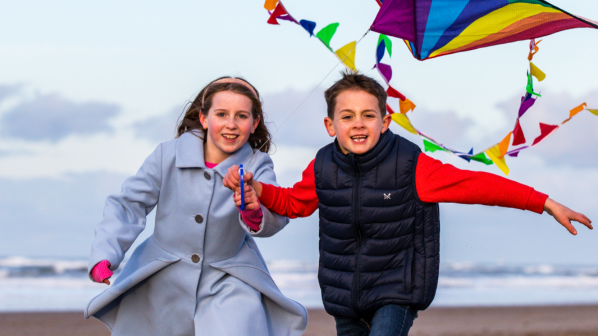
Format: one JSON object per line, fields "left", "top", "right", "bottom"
{"left": 84, "top": 132, "right": 308, "bottom": 335}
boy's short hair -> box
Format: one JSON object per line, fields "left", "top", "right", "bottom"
{"left": 324, "top": 71, "right": 387, "bottom": 119}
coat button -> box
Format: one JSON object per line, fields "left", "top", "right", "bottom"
{"left": 191, "top": 254, "right": 201, "bottom": 263}
{"left": 195, "top": 214, "right": 203, "bottom": 223}
{"left": 204, "top": 171, "right": 211, "bottom": 180}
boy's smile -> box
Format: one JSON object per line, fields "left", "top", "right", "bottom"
{"left": 324, "top": 89, "right": 392, "bottom": 155}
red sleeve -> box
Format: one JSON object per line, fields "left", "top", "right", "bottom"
{"left": 259, "top": 159, "right": 319, "bottom": 219}
{"left": 415, "top": 153, "right": 548, "bottom": 214}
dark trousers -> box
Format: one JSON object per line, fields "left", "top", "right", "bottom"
{"left": 334, "top": 305, "right": 417, "bottom": 336}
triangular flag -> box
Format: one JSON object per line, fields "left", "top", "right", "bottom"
{"left": 512, "top": 119, "right": 526, "bottom": 146}
{"left": 526, "top": 72, "right": 541, "bottom": 97}
{"left": 264, "top": 0, "right": 278, "bottom": 11}
{"left": 530, "top": 62, "right": 546, "bottom": 81}
{"left": 376, "top": 62, "right": 392, "bottom": 83}
{"left": 267, "top": 2, "right": 297, "bottom": 25}
{"left": 485, "top": 145, "right": 510, "bottom": 175}
{"left": 527, "top": 39, "right": 541, "bottom": 61}
{"left": 391, "top": 112, "right": 419, "bottom": 135}
{"left": 316, "top": 23, "right": 339, "bottom": 51}
{"left": 386, "top": 86, "right": 406, "bottom": 101}
{"left": 423, "top": 138, "right": 447, "bottom": 153}
{"left": 457, "top": 148, "right": 474, "bottom": 162}
{"left": 399, "top": 98, "right": 416, "bottom": 114}
{"left": 376, "top": 40, "right": 386, "bottom": 63}
{"left": 299, "top": 20, "right": 316, "bottom": 36}
{"left": 588, "top": 109, "right": 598, "bottom": 116}
{"left": 377, "top": 34, "right": 392, "bottom": 57}
{"left": 568, "top": 102, "right": 587, "bottom": 119}
{"left": 506, "top": 146, "right": 529, "bottom": 157}
{"left": 497, "top": 132, "right": 512, "bottom": 158}
{"left": 386, "top": 103, "right": 396, "bottom": 114}
{"left": 518, "top": 95, "right": 536, "bottom": 118}
{"left": 531, "top": 123, "right": 559, "bottom": 146}
{"left": 335, "top": 41, "right": 357, "bottom": 72}
{"left": 470, "top": 152, "right": 493, "bottom": 165}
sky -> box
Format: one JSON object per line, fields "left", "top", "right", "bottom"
{"left": 0, "top": 0, "right": 597, "bottom": 266}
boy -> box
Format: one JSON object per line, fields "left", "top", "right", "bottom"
{"left": 224, "top": 72, "right": 592, "bottom": 336}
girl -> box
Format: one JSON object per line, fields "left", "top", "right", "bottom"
{"left": 84, "top": 77, "right": 308, "bottom": 335}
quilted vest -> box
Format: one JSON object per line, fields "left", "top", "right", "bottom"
{"left": 314, "top": 130, "right": 440, "bottom": 319}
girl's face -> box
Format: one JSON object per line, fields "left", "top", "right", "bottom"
{"left": 199, "top": 90, "right": 260, "bottom": 163}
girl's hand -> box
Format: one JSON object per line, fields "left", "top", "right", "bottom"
{"left": 233, "top": 184, "right": 260, "bottom": 210}
{"left": 223, "top": 165, "right": 254, "bottom": 192}
{"left": 543, "top": 198, "right": 593, "bottom": 235}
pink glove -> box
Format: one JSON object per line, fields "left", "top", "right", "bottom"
{"left": 91, "top": 260, "right": 113, "bottom": 285}
{"left": 238, "top": 200, "right": 263, "bottom": 232}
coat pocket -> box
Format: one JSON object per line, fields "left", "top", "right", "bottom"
{"left": 404, "top": 247, "right": 413, "bottom": 293}
{"left": 85, "top": 237, "right": 181, "bottom": 319}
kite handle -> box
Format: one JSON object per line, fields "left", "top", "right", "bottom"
{"left": 239, "top": 164, "right": 245, "bottom": 211}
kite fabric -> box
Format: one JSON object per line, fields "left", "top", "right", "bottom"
{"left": 370, "top": 0, "right": 598, "bottom": 61}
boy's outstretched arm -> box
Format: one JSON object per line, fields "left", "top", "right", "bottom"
{"left": 416, "top": 153, "right": 593, "bottom": 235}
{"left": 224, "top": 161, "right": 319, "bottom": 218}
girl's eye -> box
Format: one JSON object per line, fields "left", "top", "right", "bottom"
{"left": 238, "top": 114, "right": 248, "bottom": 119}
{"left": 216, "top": 112, "right": 226, "bottom": 117}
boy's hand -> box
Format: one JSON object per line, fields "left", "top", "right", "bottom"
{"left": 233, "top": 184, "right": 261, "bottom": 210}
{"left": 223, "top": 165, "right": 254, "bottom": 192}
{"left": 543, "top": 198, "right": 592, "bottom": 235}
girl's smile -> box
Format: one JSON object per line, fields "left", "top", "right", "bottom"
{"left": 200, "top": 91, "right": 260, "bottom": 164}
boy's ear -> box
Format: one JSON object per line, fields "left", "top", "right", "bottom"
{"left": 324, "top": 117, "right": 336, "bottom": 137}
{"left": 381, "top": 113, "right": 392, "bottom": 133}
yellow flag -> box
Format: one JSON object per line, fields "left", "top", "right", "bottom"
{"left": 391, "top": 113, "right": 418, "bottom": 135}
{"left": 588, "top": 109, "right": 598, "bottom": 116}
{"left": 334, "top": 41, "right": 357, "bottom": 73}
{"left": 264, "top": 0, "right": 277, "bottom": 11}
{"left": 485, "top": 145, "right": 509, "bottom": 176}
{"left": 399, "top": 98, "right": 416, "bottom": 114}
{"left": 529, "top": 62, "right": 546, "bottom": 81}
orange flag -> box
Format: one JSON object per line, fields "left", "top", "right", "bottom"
{"left": 399, "top": 98, "right": 416, "bottom": 114}
{"left": 498, "top": 132, "right": 512, "bottom": 158}
{"left": 562, "top": 102, "right": 587, "bottom": 124}
{"left": 264, "top": 0, "right": 278, "bottom": 11}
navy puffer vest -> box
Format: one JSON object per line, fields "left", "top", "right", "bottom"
{"left": 314, "top": 130, "right": 440, "bottom": 319}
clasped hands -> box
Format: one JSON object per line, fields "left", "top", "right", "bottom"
{"left": 223, "top": 165, "right": 261, "bottom": 210}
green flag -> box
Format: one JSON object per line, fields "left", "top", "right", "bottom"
{"left": 423, "top": 138, "right": 446, "bottom": 153}
{"left": 378, "top": 34, "right": 392, "bottom": 57}
{"left": 470, "top": 152, "right": 493, "bottom": 165}
{"left": 316, "top": 23, "right": 339, "bottom": 51}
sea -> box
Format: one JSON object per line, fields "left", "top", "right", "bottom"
{"left": 0, "top": 256, "right": 596, "bottom": 312}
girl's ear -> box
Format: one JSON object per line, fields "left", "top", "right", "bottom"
{"left": 251, "top": 115, "right": 261, "bottom": 134}
{"left": 199, "top": 112, "right": 208, "bottom": 129}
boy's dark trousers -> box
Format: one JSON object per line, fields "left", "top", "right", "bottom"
{"left": 334, "top": 305, "right": 417, "bottom": 336}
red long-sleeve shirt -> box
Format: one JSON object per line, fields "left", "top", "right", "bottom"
{"left": 260, "top": 153, "right": 548, "bottom": 218}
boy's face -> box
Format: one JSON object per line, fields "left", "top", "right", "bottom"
{"left": 324, "top": 89, "right": 392, "bottom": 155}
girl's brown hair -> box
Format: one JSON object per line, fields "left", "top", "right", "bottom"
{"left": 176, "top": 76, "right": 272, "bottom": 153}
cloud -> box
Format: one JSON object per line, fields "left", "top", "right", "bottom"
{"left": 0, "top": 84, "right": 21, "bottom": 103}
{"left": 0, "top": 93, "right": 120, "bottom": 142}
{"left": 132, "top": 105, "right": 185, "bottom": 143}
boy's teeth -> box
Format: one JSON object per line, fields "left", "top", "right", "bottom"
{"left": 351, "top": 135, "right": 367, "bottom": 142}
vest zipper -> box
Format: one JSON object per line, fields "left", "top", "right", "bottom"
{"left": 350, "top": 155, "right": 363, "bottom": 317}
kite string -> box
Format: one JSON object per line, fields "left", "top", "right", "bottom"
{"left": 244, "top": 28, "right": 371, "bottom": 168}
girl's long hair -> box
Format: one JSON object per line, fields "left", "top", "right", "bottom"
{"left": 176, "top": 76, "right": 272, "bottom": 153}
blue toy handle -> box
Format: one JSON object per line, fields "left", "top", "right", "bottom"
{"left": 239, "top": 164, "right": 245, "bottom": 211}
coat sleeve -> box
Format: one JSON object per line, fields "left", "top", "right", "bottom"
{"left": 88, "top": 144, "right": 163, "bottom": 273}
{"left": 237, "top": 152, "right": 290, "bottom": 238}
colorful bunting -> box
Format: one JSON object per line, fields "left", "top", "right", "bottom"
{"left": 267, "top": 2, "right": 297, "bottom": 25}
{"left": 335, "top": 41, "right": 358, "bottom": 72}
{"left": 378, "top": 34, "right": 393, "bottom": 57}
{"left": 370, "top": 0, "right": 598, "bottom": 61}
{"left": 485, "top": 145, "right": 510, "bottom": 175}
{"left": 531, "top": 123, "right": 559, "bottom": 146}
{"left": 529, "top": 62, "right": 546, "bottom": 81}
{"left": 470, "top": 152, "right": 493, "bottom": 165}
{"left": 526, "top": 72, "right": 541, "bottom": 97}
{"left": 264, "top": 0, "right": 278, "bottom": 11}
{"left": 299, "top": 20, "right": 316, "bottom": 36}
{"left": 423, "top": 138, "right": 448, "bottom": 153}
{"left": 506, "top": 146, "right": 528, "bottom": 157}
{"left": 398, "top": 97, "right": 416, "bottom": 114}
{"left": 386, "top": 86, "right": 406, "bottom": 101}
{"left": 389, "top": 105, "right": 419, "bottom": 135}
{"left": 316, "top": 23, "right": 339, "bottom": 51}
{"left": 512, "top": 119, "right": 526, "bottom": 146}
{"left": 588, "top": 109, "right": 598, "bottom": 116}
{"left": 376, "top": 63, "right": 392, "bottom": 84}
{"left": 518, "top": 94, "right": 536, "bottom": 118}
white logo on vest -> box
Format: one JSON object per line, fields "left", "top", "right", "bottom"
{"left": 384, "top": 193, "right": 391, "bottom": 199}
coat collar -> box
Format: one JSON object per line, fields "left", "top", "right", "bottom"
{"left": 175, "top": 131, "right": 254, "bottom": 177}
{"left": 332, "top": 129, "right": 396, "bottom": 172}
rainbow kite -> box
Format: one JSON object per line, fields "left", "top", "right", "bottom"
{"left": 371, "top": 0, "right": 598, "bottom": 60}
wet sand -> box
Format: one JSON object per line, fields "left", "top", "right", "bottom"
{"left": 0, "top": 305, "right": 596, "bottom": 336}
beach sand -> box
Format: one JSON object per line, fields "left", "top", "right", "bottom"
{"left": 0, "top": 305, "right": 595, "bottom": 336}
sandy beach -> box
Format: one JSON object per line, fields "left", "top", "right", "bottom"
{"left": 0, "top": 305, "right": 595, "bottom": 336}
